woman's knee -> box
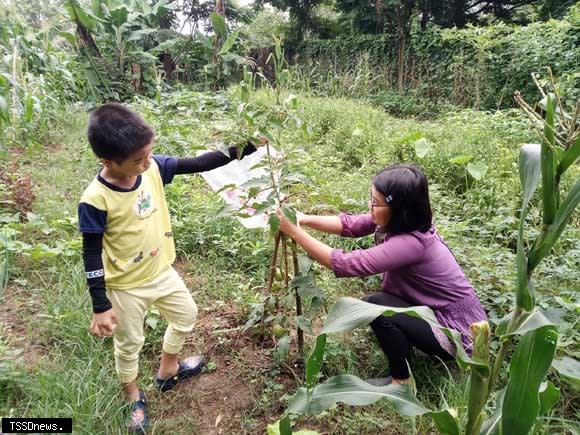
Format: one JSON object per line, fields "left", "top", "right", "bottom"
{"left": 362, "top": 292, "right": 385, "bottom": 305}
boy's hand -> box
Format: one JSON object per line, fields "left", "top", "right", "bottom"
{"left": 254, "top": 136, "right": 268, "bottom": 147}
{"left": 90, "top": 309, "right": 118, "bottom": 338}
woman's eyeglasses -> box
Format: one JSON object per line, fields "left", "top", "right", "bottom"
{"left": 369, "top": 193, "right": 390, "bottom": 209}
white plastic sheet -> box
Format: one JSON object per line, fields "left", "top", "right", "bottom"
{"left": 198, "top": 146, "right": 278, "bottom": 229}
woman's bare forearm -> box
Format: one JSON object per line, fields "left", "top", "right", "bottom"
{"left": 288, "top": 226, "right": 333, "bottom": 269}
{"left": 300, "top": 215, "right": 343, "bottom": 235}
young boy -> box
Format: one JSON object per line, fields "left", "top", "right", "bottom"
{"left": 79, "top": 102, "right": 258, "bottom": 433}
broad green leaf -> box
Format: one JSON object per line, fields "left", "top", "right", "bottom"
{"left": 297, "top": 285, "right": 325, "bottom": 304}
{"left": 296, "top": 316, "right": 313, "bottom": 334}
{"left": 280, "top": 415, "right": 292, "bottom": 435}
{"left": 58, "top": 31, "right": 77, "bottom": 45}
{"left": 290, "top": 275, "right": 325, "bottom": 303}
{"left": 268, "top": 214, "right": 280, "bottom": 237}
{"left": 552, "top": 356, "right": 580, "bottom": 385}
{"left": 502, "top": 325, "right": 558, "bottom": 434}
{"left": 449, "top": 154, "right": 473, "bottom": 165}
{"left": 150, "top": 38, "right": 179, "bottom": 53}
{"left": 516, "top": 144, "right": 542, "bottom": 309}
{"left": 283, "top": 206, "right": 297, "bottom": 225}
{"left": 413, "top": 138, "right": 430, "bottom": 158}
{"left": 298, "top": 253, "right": 314, "bottom": 275}
{"left": 267, "top": 416, "right": 292, "bottom": 435}
{"left": 495, "top": 309, "right": 553, "bottom": 338}
{"left": 306, "top": 334, "right": 326, "bottom": 388}
{"left": 268, "top": 417, "right": 318, "bottom": 435}
{"left": 430, "top": 409, "right": 460, "bottom": 435}
{"left": 219, "top": 29, "right": 240, "bottom": 55}
{"left": 258, "top": 128, "right": 275, "bottom": 144}
{"left": 467, "top": 162, "right": 488, "bottom": 181}
{"left": 528, "top": 179, "right": 580, "bottom": 271}
{"left": 126, "top": 28, "right": 157, "bottom": 42}
{"left": 321, "top": 297, "right": 479, "bottom": 371}
{"left": 281, "top": 173, "right": 313, "bottom": 186}
{"left": 557, "top": 135, "right": 580, "bottom": 175}
{"left": 287, "top": 375, "right": 429, "bottom": 416}
{"left": 541, "top": 93, "right": 557, "bottom": 225}
{"left": 210, "top": 12, "right": 228, "bottom": 39}
{"left": 480, "top": 388, "right": 505, "bottom": 435}
{"left": 65, "top": 0, "right": 98, "bottom": 31}
{"left": 538, "top": 381, "right": 560, "bottom": 415}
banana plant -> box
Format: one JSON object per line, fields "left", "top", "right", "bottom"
{"left": 280, "top": 69, "right": 579, "bottom": 434}
{"left": 205, "top": 11, "right": 245, "bottom": 88}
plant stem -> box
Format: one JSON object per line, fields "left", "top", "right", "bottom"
{"left": 291, "top": 239, "right": 304, "bottom": 354}
{"left": 266, "top": 233, "right": 281, "bottom": 293}
{"left": 488, "top": 306, "right": 523, "bottom": 391}
{"left": 266, "top": 141, "right": 280, "bottom": 203}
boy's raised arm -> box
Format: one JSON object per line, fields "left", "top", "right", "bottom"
{"left": 154, "top": 142, "right": 259, "bottom": 185}
{"left": 175, "top": 142, "right": 257, "bottom": 175}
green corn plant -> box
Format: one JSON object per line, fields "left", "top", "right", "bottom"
{"left": 280, "top": 69, "right": 579, "bottom": 434}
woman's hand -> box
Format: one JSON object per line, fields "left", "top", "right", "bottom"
{"left": 276, "top": 208, "right": 300, "bottom": 237}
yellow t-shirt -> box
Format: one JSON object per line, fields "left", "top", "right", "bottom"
{"left": 79, "top": 159, "right": 175, "bottom": 290}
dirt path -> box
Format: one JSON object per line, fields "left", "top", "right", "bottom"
{"left": 148, "top": 306, "right": 300, "bottom": 434}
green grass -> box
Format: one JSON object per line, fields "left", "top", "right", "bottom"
{"left": 0, "top": 89, "right": 578, "bottom": 434}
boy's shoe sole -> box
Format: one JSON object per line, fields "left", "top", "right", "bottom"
{"left": 155, "top": 355, "right": 204, "bottom": 392}
{"left": 128, "top": 391, "right": 148, "bottom": 434}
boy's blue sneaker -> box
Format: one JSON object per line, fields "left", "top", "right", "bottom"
{"left": 155, "top": 355, "right": 204, "bottom": 392}
{"left": 128, "top": 391, "right": 148, "bottom": 434}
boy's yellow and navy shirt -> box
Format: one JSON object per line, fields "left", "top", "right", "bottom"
{"left": 78, "top": 155, "right": 178, "bottom": 290}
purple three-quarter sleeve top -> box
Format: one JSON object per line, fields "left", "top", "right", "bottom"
{"left": 330, "top": 213, "right": 487, "bottom": 355}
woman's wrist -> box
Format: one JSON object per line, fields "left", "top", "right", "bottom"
{"left": 298, "top": 214, "right": 310, "bottom": 227}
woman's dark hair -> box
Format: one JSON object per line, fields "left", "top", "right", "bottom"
{"left": 87, "top": 102, "right": 155, "bottom": 163}
{"left": 372, "top": 164, "right": 432, "bottom": 234}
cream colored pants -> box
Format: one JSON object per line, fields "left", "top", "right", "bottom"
{"left": 107, "top": 266, "right": 198, "bottom": 383}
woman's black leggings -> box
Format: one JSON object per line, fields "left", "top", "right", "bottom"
{"left": 363, "top": 292, "right": 453, "bottom": 379}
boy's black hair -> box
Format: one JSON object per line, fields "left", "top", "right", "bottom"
{"left": 87, "top": 102, "right": 155, "bottom": 163}
{"left": 373, "top": 164, "right": 432, "bottom": 234}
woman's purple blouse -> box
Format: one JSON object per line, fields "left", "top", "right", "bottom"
{"left": 330, "top": 213, "right": 487, "bottom": 355}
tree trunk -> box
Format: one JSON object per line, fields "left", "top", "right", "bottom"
{"left": 160, "top": 53, "right": 174, "bottom": 81}
{"left": 452, "top": 0, "right": 466, "bottom": 28}
{"left": 396, "top": 5, "right": 405, "bottom": 93}
{"left": 130, "top": 63, "right": 141, "bottom": 92}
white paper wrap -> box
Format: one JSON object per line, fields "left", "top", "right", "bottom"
{"left": 197, "top": 146, "right": 278, "bottom": 229}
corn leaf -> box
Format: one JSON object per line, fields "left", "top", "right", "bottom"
{"left": 501, "top": 325, "right": 558, "bottom": 434}
{"left": 516, "top": 144, "right": 541, "bottom": 309}
{"left": 528, "top": 179, "right": 580, "bottom": 271}
{"left": 321, "top": 297, "right": 482, "bottom": 372}
{"left": 557, "top": 135, "right": 580, "bottom": 176}
{"left": 431, "top": 409, "right": 461, "bottom": 435}
{"left": 287, "top": 375, "right": 429, "bottom": 416}
{"left": 538, "top": 381, "right": 560, "bottom": 416}
{"left": 306, "top": 334, "right": 326, "bottom": 388}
